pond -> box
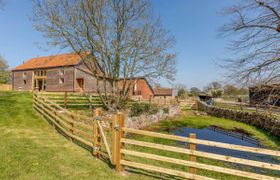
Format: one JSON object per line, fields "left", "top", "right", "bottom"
{"left": 172, "top": 126, "right": 280, "bottom": 176}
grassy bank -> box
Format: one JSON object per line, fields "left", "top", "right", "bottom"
{"left": 152, "top": 111, "right": 280, "bottom": 149}
{"left": 0, "top": 92, "right": 150, "bottom": 180}
{"left": 123, "top": 110, "right": 280, "bottom": 179}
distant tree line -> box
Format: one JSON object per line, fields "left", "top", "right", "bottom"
{"left": 175, "top": 81, "right": 248, "bottom": 99}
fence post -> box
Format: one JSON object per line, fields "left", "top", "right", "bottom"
{"left": 89, "top": 94, "right": 92, "bottom": 109}
{"left": 112, "top": 114, "right": 118, "bottom": 165}
{"left": 33, "top": 90, "right": 37, "bottom": 107}
{"left": 64, "top": 92, "right": 68, "bottom": 109}
{"left": 114, "top": 112, "right": 125, "bottom": 173}
{"left": 188, "top": 133, "right": 197, "bottom": 174}
{"left": 92, "top": 108, "right": 102, "bottom": 157}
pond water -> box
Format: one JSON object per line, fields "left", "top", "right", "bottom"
{"left": 172, "top": 126, "right": 280, "bottom": 175}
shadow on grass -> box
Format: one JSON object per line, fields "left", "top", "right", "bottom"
{"left": 126, "top": 167, "right": 184, "bottom": 180}
{"left": 39, "top": 111, "right": 115, "bottom": 167}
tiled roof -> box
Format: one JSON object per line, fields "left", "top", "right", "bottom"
{"left": 13, "top": 53, "right": 82, "bottom": 71}
{"left": 153, "top": 88, "right": 173, "bottom": 96}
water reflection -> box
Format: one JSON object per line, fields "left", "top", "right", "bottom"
{"left": 173, "top": 126, "right": 280, "bottom": 176}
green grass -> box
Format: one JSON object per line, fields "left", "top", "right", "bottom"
{"left": 0, "top": 92, "right": 150, "bottom": 180}
{"left": 153, "top": 111, "right": 280, "bottom": 149}
{"left": 124, "top": 110, "right": 280, "bottom": 179}
{"left": 0, "top": 92, "right": 279, "bottom": 180}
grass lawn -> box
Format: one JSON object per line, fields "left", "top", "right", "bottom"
{"left": 1, "top": 91, "right": 279, "bottom": 180}
{"left": 0, "top": 92, "right": 151, "bottom": 180}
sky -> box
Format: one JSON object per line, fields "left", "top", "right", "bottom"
{"left": 0, "top": 0, "right": 233, "bottom": 89}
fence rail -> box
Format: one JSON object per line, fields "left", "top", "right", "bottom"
{"left": 112, "top": 118, "right": 280, "bottom": 180}
{"left": 33, "top": 92, "right": 113, "bottom": 163}
{"left": 39, "top": 92, "right": 103, "bottom": 108}
{"left": 33, "top": 92, "right": 280, "bottom": 179}
{"left": 0, "top": 84, "right": 12, "bottom": 91}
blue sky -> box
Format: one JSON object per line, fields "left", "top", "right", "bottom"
{"left": 0, "top": 0, "right": 233, "bottom": 89}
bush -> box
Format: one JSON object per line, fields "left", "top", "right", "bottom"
{"left": 163, "top": 107, "right": 169, "bottom": 114}
{"left": 130, "top": 102, "right": 159, "bottom": 117}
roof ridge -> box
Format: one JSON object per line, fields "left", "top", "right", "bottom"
{"left": 13, "top": 53, "right": 83, "bottom": 71}
{"left": 27, "top": 52, "right": 79, "bottom": 60}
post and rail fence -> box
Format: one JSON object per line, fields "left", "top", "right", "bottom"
{"left": 33, "top": 91, "right": 280, "bottom": 180}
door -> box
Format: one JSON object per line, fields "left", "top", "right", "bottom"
{"left": 76, "top": 78, "right": 84, "bottom": 92}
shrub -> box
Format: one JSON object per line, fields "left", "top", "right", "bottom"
{"left": 163, "top": 107, "right": 169, "bottom": 114}
{"left": 130, "top": 102, "right": 159, "bottom": 117}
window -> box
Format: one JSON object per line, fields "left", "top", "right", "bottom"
{"left": 34, "top": 70, "right": 46, "bottom": 76}
{"left": 23, "top": 72, "right": 27, "bottom": 78}
{"left": 59, "top": 69, "right": 65, "bottom": 75}
{"left": 59, "top": 78, "right": 64, "bottom": 84}
{"left": 23, "top": 80, "right": 27, "bottom": 85}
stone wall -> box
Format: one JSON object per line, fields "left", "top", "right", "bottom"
{"left": 126, "top": 105, "right": 181, "bottom": 129}
{"left": 197, "top": 100, "right": 280, "bottom": 137}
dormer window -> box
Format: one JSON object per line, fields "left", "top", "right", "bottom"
{"left": 59, "top": 69, "right": 65, "bottom": 75}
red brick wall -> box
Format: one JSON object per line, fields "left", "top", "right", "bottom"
{"left": 136, "top": 79, "right": 154, "bottom": 99}
{"left": 119, "top": 78, "right": 154, "bottom": 99}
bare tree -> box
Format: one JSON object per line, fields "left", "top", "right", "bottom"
{"left": 220, "top": 0, "right": 280, "bottom": 86}
{"left": 204, "top": 81, "right": 222, "bottom": 91}
{"left": 32, "top": 0, "right": 176, "bottom": 111}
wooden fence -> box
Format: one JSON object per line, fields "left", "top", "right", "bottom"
{"left": 215, "top": 101, "right": 280, "bottom": 117}
{"left": 112, "top": 116, "right": 280, "bottom": 180}
{"left": 33, "top": 92, "right": 113, "bottom": 162}
{"left": 33, "top": 92, "right": 280, "bottom": 179}
{"left": 0, "top": 84, "right": 12, "bottom": 91}
{"left": 130, "top": 96, "right": 179, "bottom": 106}
{"left": 38, "top": 92, "right": 103, "bottom": 108}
